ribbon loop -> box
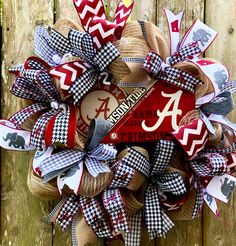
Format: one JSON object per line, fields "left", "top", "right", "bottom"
{"left": 201, "top": 91, "right": 234, "bottom": 116}
{"left": 68, "top": 30, "right": 95, "bottom": 61}
{"left": 144, "top": 50, "right": 202, "bottom": 93}
{"left": 168, "top": 41, "right": 201, "bottom": 65}
{"left": 103, "top": 189, "right": 130, "bottom": 234}
{"left": 156, "top": 172, "right": 187, "bottom": 196}
{"left": 190, "top": 153, "right": 227, "bottom": 177}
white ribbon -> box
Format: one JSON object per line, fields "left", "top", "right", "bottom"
{"left": 0, "top": 120, "right": 35, "bottom": 151}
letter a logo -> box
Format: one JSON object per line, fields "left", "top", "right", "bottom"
{"left": 87, "top": 97, "right": 111, "bottom": 121}
{"left": 142, "top": 90, "right": 183, "bottom": 131}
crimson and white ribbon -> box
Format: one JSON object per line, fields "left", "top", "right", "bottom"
{"left": 73, "top": 0, "right": 134, "bottom": 49}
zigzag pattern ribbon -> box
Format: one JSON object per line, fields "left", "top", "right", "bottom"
{"left": 73, "top": 0, "right": 134, "bottom": 49}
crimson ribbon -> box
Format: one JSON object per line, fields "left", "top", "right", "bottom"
{"left": 9, "top": 57, "right": 77, "bottom": 149}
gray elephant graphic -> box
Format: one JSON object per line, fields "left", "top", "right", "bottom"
{"left": 192, "top": 29, "right": 212, "bottom": 47}
{"left": 214, "top": 70, "right": 227, "bottom": 89}
{"left": 3, "top": 133, "right": 26, "bottom": 149}
{"left": 204, "top": 191, "right": 213, "bottom": 206}
{"left": 220, "top": 177, "right": 235, "bottom": 200}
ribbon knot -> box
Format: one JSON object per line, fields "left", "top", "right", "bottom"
{"left": 8, "top": 57, "right": 76, "bottom": 149}
{"left": 65, "top": 30, "right": 120, "bottom": 104}
{"left": 144, "top": 42, "right": 203, "bottom": 93}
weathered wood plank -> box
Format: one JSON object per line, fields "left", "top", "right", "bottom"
{"left": 55, "top": 0, "right": 80, "bottom": 23}
{"left": 155, "top": 1, "right": 204, "bottom": 245}
{"left": 204, "top": 1, "right": 236, "bottom": 245}
{"left": 1, "top": 1, "right": 54, "bottom": 245}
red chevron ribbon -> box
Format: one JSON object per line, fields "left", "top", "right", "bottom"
{"left": 49, "top": 61, "right": 86, "bottom": 91}
{"left": 73, "top": 0, "right": 133, "bottom": 49}
{"left": 172, "top": 119, "right": 209, "bottom": 159}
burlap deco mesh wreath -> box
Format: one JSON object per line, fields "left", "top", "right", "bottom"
{"left": 1, "top": 0, "right": 236, "bottom": 245}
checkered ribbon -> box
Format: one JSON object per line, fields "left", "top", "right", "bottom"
{"left": 190, "top": 153, "right": 227, "bottom": 177}
{"left": 144, "top": 42, "right": 203, "bottom": 93}
{"left": 189, "top": 153, "right": 227, "bottom": 218}
{"left": 79, "top": 196, "right": 113, "bottom": 237}
{"left": 109, "top": 147, "right": 150, "bottom": 189}
{"left": 55, "top": 195, "right": 80, "bottom": 231}
{"left": 40, "top": 144, "right": 116, "bottom": 181}
{"left": 54, "top": 30, "right": 120, "bottom": 104}
{"left": 9, "top": 58, "right": 76, "bottom": 149}
{"left": 168, "top": 41, "right": 201, "bottom": 65}
{"left": 145, "top": 140, "right": 187, "bottom": 239}
{"left": 103, "top": 189, "right": 130, "bottom": 234}
{"left": 125, "top": 210, "right": 142, "bottom": 246}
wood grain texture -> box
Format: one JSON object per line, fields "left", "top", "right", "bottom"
{"left": 55, "top": 0, "right": 81, "bottom": 24}
{"left": 204, "top": 1, "right": 236, "bottom": 245}
{"left": 1, "top": 1, "right": 54, "bottom": 245}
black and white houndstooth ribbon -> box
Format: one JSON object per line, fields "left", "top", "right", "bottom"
{"left": 79, "top": 195, "right": 113, "bottom": 238}
{"left": 9, "top": 59, "right": 72, "bottom": 149}
{"left": 103, "top": 189, "right": 130, "bottom": 234}
{"left": 144, "top": 42, "right": 203, "bottom": 93}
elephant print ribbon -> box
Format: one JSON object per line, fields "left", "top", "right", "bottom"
{"left": 0, "top": 57, "right": 77, "bottom": 150}
{"left": 188, "top": 152, "right": 236, "bottom": 219}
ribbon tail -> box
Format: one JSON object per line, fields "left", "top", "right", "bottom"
{"left": 145, "top": 185, "right": 174, "bottom": 239}
{"left": 114, "top": 0, "right": 134, "bottom": 27}
{"left": 73, "top": 0, "right": 106, "bottom": 31}
{"left": 40, "top": 149, "right": 84, "bottom": 180}
{"left": 85, "top": 158, "right": 110, "bottom": 177}
{"left": 125, "top": 210, "right": 142, "bottom": 246}
{"left": 79, "top": 195, "right": 113, "bottom": 238}
{"left": 163, "top": 9, "right": 184, "bottom": 55}
{"left": 103, "top": 189, "right": 130, "bottom": 234}
{"left": 86, "top": 119, "right": 112, "bottom": 151}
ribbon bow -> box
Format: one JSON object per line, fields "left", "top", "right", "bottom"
{"left": 8, "top": 57, "right": 76, "bottom": 149}
{"left": 145, "top": 140, "right": 187, "bottom": 239}
{"left": 38, "top": 27, "right": 120, "bottom": 104}
{"left": 143, "top": 42, "right": 202, "bottom": 93}
{"left": 189, "top": 153, "right": 228, "bottom": 218}
{"left": 67, "top": 30, "right": 120, "bottom": 104}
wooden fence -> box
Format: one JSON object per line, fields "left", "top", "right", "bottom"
{"left": 1, "top": 0, "right": 236, "bottom": 245}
